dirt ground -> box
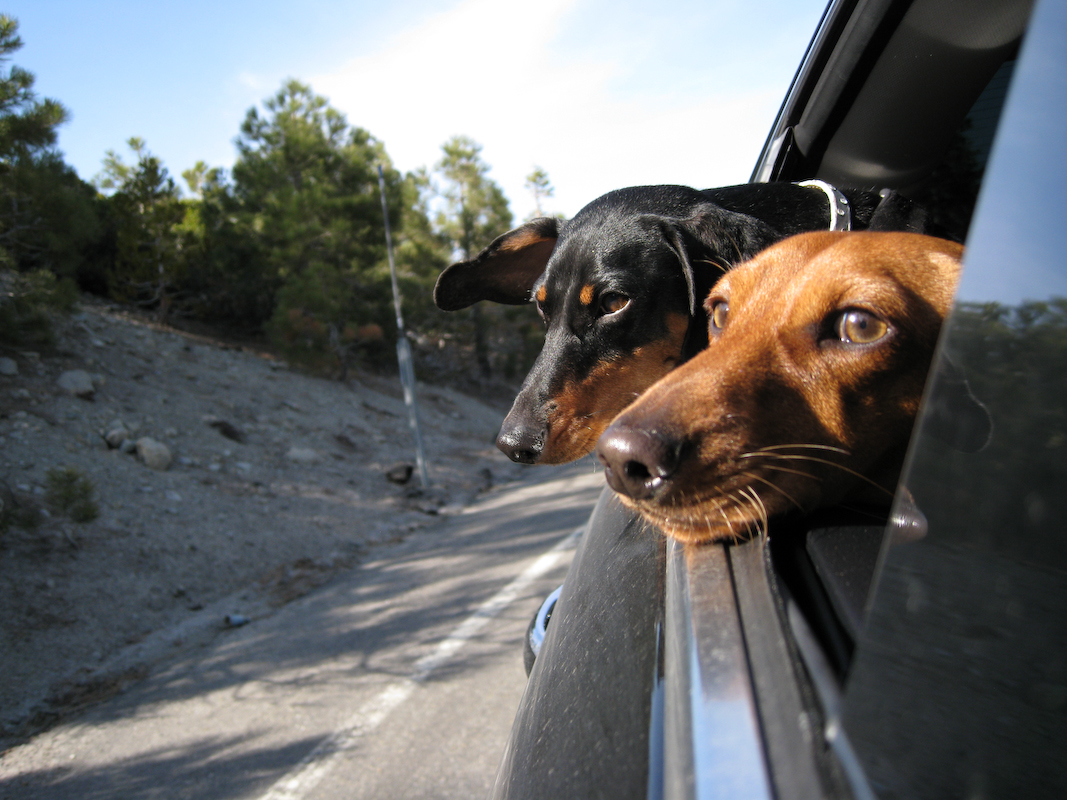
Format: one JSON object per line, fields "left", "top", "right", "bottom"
{"left": 0, "top": 299, "right": 529, "bottom": 751}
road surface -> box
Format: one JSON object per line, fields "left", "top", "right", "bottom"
{"left": 0, "top": 461, "right": 605, "bottom": 799}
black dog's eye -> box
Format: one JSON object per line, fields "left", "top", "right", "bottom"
{"left": 599, "top": 292, "right": 630, "bottom": 316}
{"left": 835, "top": 309, "right": 889, "bottom": 344}
{"left": 709, "top": 300, "right": 729, "bottom": 333}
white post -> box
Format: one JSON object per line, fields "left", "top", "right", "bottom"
{"left": 378, "top": 165, "right": 430, "bottom": 489}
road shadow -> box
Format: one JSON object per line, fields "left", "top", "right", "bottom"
{"left": 2, "top": 459, "right": 609, "bottom": 797}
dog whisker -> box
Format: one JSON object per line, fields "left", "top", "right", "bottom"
{"left": 750, "top": 487, "right": 770, "bottom": 538}
{"left": 752, "top": 453, "right": 894, "bottom": 497}
{"left": 740, "top": 486, "right": 769, "bottom": 541}
{"left": 710, "top": 492, "right": 737, "bottom": 540}
{"left": 741, "top": 443, "right": 850, "bottom": 456}
{"left": 752, "top": 463, "right": 822, "bottom": 483}
{"left": 738, "top": 487, "right": 762, "bottom": 535}
{"left": 743, "top": 471, "right": 805, "bottom": 511}
{"left": 726, "top": 490, "right": 755, "bottom": 542}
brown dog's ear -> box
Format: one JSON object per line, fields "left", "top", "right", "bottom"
{"left": 433, "top": 218, "right": 560, "bottom": 310}
{"left": 657, "top": 206, "right": 780, "bottom": 317}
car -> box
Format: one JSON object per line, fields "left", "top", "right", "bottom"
{"left": 491, "top": 0, "right": 1066, "bottom": 797}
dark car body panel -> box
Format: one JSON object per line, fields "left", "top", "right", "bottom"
{"left": 491, "top": 489, "right": 663, "bottom": 800}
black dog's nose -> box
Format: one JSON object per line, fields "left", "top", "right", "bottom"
{"left": 497, "top": 425, "right": 545, "bottom": 464}
{"left": 596, "top": 425, "right": 680, "bottom": 500}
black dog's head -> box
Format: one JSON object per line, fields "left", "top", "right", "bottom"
{"left": 434, "top": 185, "right": 784, "bottom": 464}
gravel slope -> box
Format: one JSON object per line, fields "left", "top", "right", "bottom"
{"left": 0, "top": 299, "right": 527, "bottom": 749}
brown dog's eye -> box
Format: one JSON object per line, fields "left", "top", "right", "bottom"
{"left": 836, "top": 310, "right": 888, "bottom": 344}
{"left": 599, "top": 292, "right": 630, "bottom": 316}
{"left": 710, "top": 301, "right": 729, "bottom": 332}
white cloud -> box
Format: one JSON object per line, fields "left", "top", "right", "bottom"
{"left": 313, "top": 0, "right": 787, "bottom": 221}
{"left": 236, "top": 71, "right": 270, "bottom": 92}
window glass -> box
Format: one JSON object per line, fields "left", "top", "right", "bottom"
{"left": 842, "top": 2, "right": 1067, "bottom": 796}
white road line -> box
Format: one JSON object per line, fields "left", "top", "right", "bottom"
{"left": 257, "top": 526, "right": 583, "bottom": 800}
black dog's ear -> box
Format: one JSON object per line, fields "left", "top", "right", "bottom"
{"left": 433, "top": 218, "right": 560, "bottom": 310}
{"left": 657, "top": 205, "right": 780, "bottom": 316}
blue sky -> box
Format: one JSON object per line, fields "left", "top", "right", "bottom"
{"left": 13, "top": 0, "right": 827, "bottom": 221}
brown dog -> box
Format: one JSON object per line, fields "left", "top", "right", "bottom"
{"left": 595, "top": 231, "right": 963, "bottom": 544}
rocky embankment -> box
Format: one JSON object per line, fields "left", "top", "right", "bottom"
{"left": 0, "top": 299, "right": 524, "bottom": 749}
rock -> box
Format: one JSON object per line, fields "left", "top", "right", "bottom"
{"left": 104, "top": 420, "right": 130, "bottom": 449}
{"left": 57, "top": 370, "right": 96, "bottom": 399}
{"left": 0, "top": 357, "right": 17, "bottom": 376}
{"left": 386, "top": 463, "right": 415, "bottom": 484}
{"left": 286, "top": 446, "right": 320, "bottom": 464}
{"left": 335, "top": 433, "right": 358, "bottom": 452}
{"left": 208, "top": 419, "right": 245, "bottom": 443}
{"left": 135, "top": 437, "right": 172, "bottom": 471}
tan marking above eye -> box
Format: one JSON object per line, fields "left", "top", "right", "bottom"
{"left": 580, "top": 284, "right": 595, "bottom": 306}
{"left": 536, "top": 285, "right": 547, "bottom": 304}
{"left": 836, "top": 310, "right": 889, "bottom": 344}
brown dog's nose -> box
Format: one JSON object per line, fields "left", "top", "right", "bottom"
{"left": 596, "top": 425, "right": 680, "bottom": 500}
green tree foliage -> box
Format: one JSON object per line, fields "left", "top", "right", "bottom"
{"left": 0, "top": 16, "right": 67, "bottom": 159}
{"left": 435, "top": 136, "right": 512, "bottom": 261}
{"left": 181, "top": 160, "right": 217, "bottom": 199}
{"left": 45, "top": 466, "right": 99, "bottom": 523}
{"left": 0, "top": 17, "right": 539, "bottom": 386}
{"left": 434, "top": 136, "right": 519, "bottom": 379}
{"left": 0, "top": 15, "right": 104, "bottom": 287}
{"left": 524, "top": 165, "right": 554, "bottom": 220}
{"left": 178, "top": 165, "right": 279, "bottom": 332}
{"left": 0, "top": 267, "right": 77, "bottom": 346}
{"left": 97, "top": 138, "right": 186, "bottom": 319}
{"left": 389, "top": 166, "right": 452, "bottom": 339}
{"left": 230, "top": 80, "right": 401, "bottom": 369}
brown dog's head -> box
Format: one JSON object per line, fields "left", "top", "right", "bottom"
{"left": 595, "top": 231, "right": 963, "bottom": 543}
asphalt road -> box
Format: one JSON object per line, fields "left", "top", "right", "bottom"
{"left": 0, "top": 460, "right": 606, "bottom": 800}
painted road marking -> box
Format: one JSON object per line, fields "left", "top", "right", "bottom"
{"left": 257, "top": 526, "right": 583, "bottom": 800}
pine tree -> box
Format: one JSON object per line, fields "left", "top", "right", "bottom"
{"left": 0, "top": 16, "right": 68, "bottom": 161}
{"left": 524, "top": 166, "right": 554, "bottom": 220}
{"left": 231, "top": 80, "right": 399, "bottom": 369}
{"left": 99, "top": 138, "right": 186, "bottom": 319}
{"left": 0, "top": 15, "right": 102, "bottom": 280}
{"left": 434, "top": 136, "right": 513, "bottom": 379}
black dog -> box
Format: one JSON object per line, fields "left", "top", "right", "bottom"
{"left": 434, "top": 182, "right": 930, "bottom": 464}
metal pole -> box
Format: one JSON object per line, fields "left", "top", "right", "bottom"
{"left": 378, "top": 165, "right": 430, "bottom": 489}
